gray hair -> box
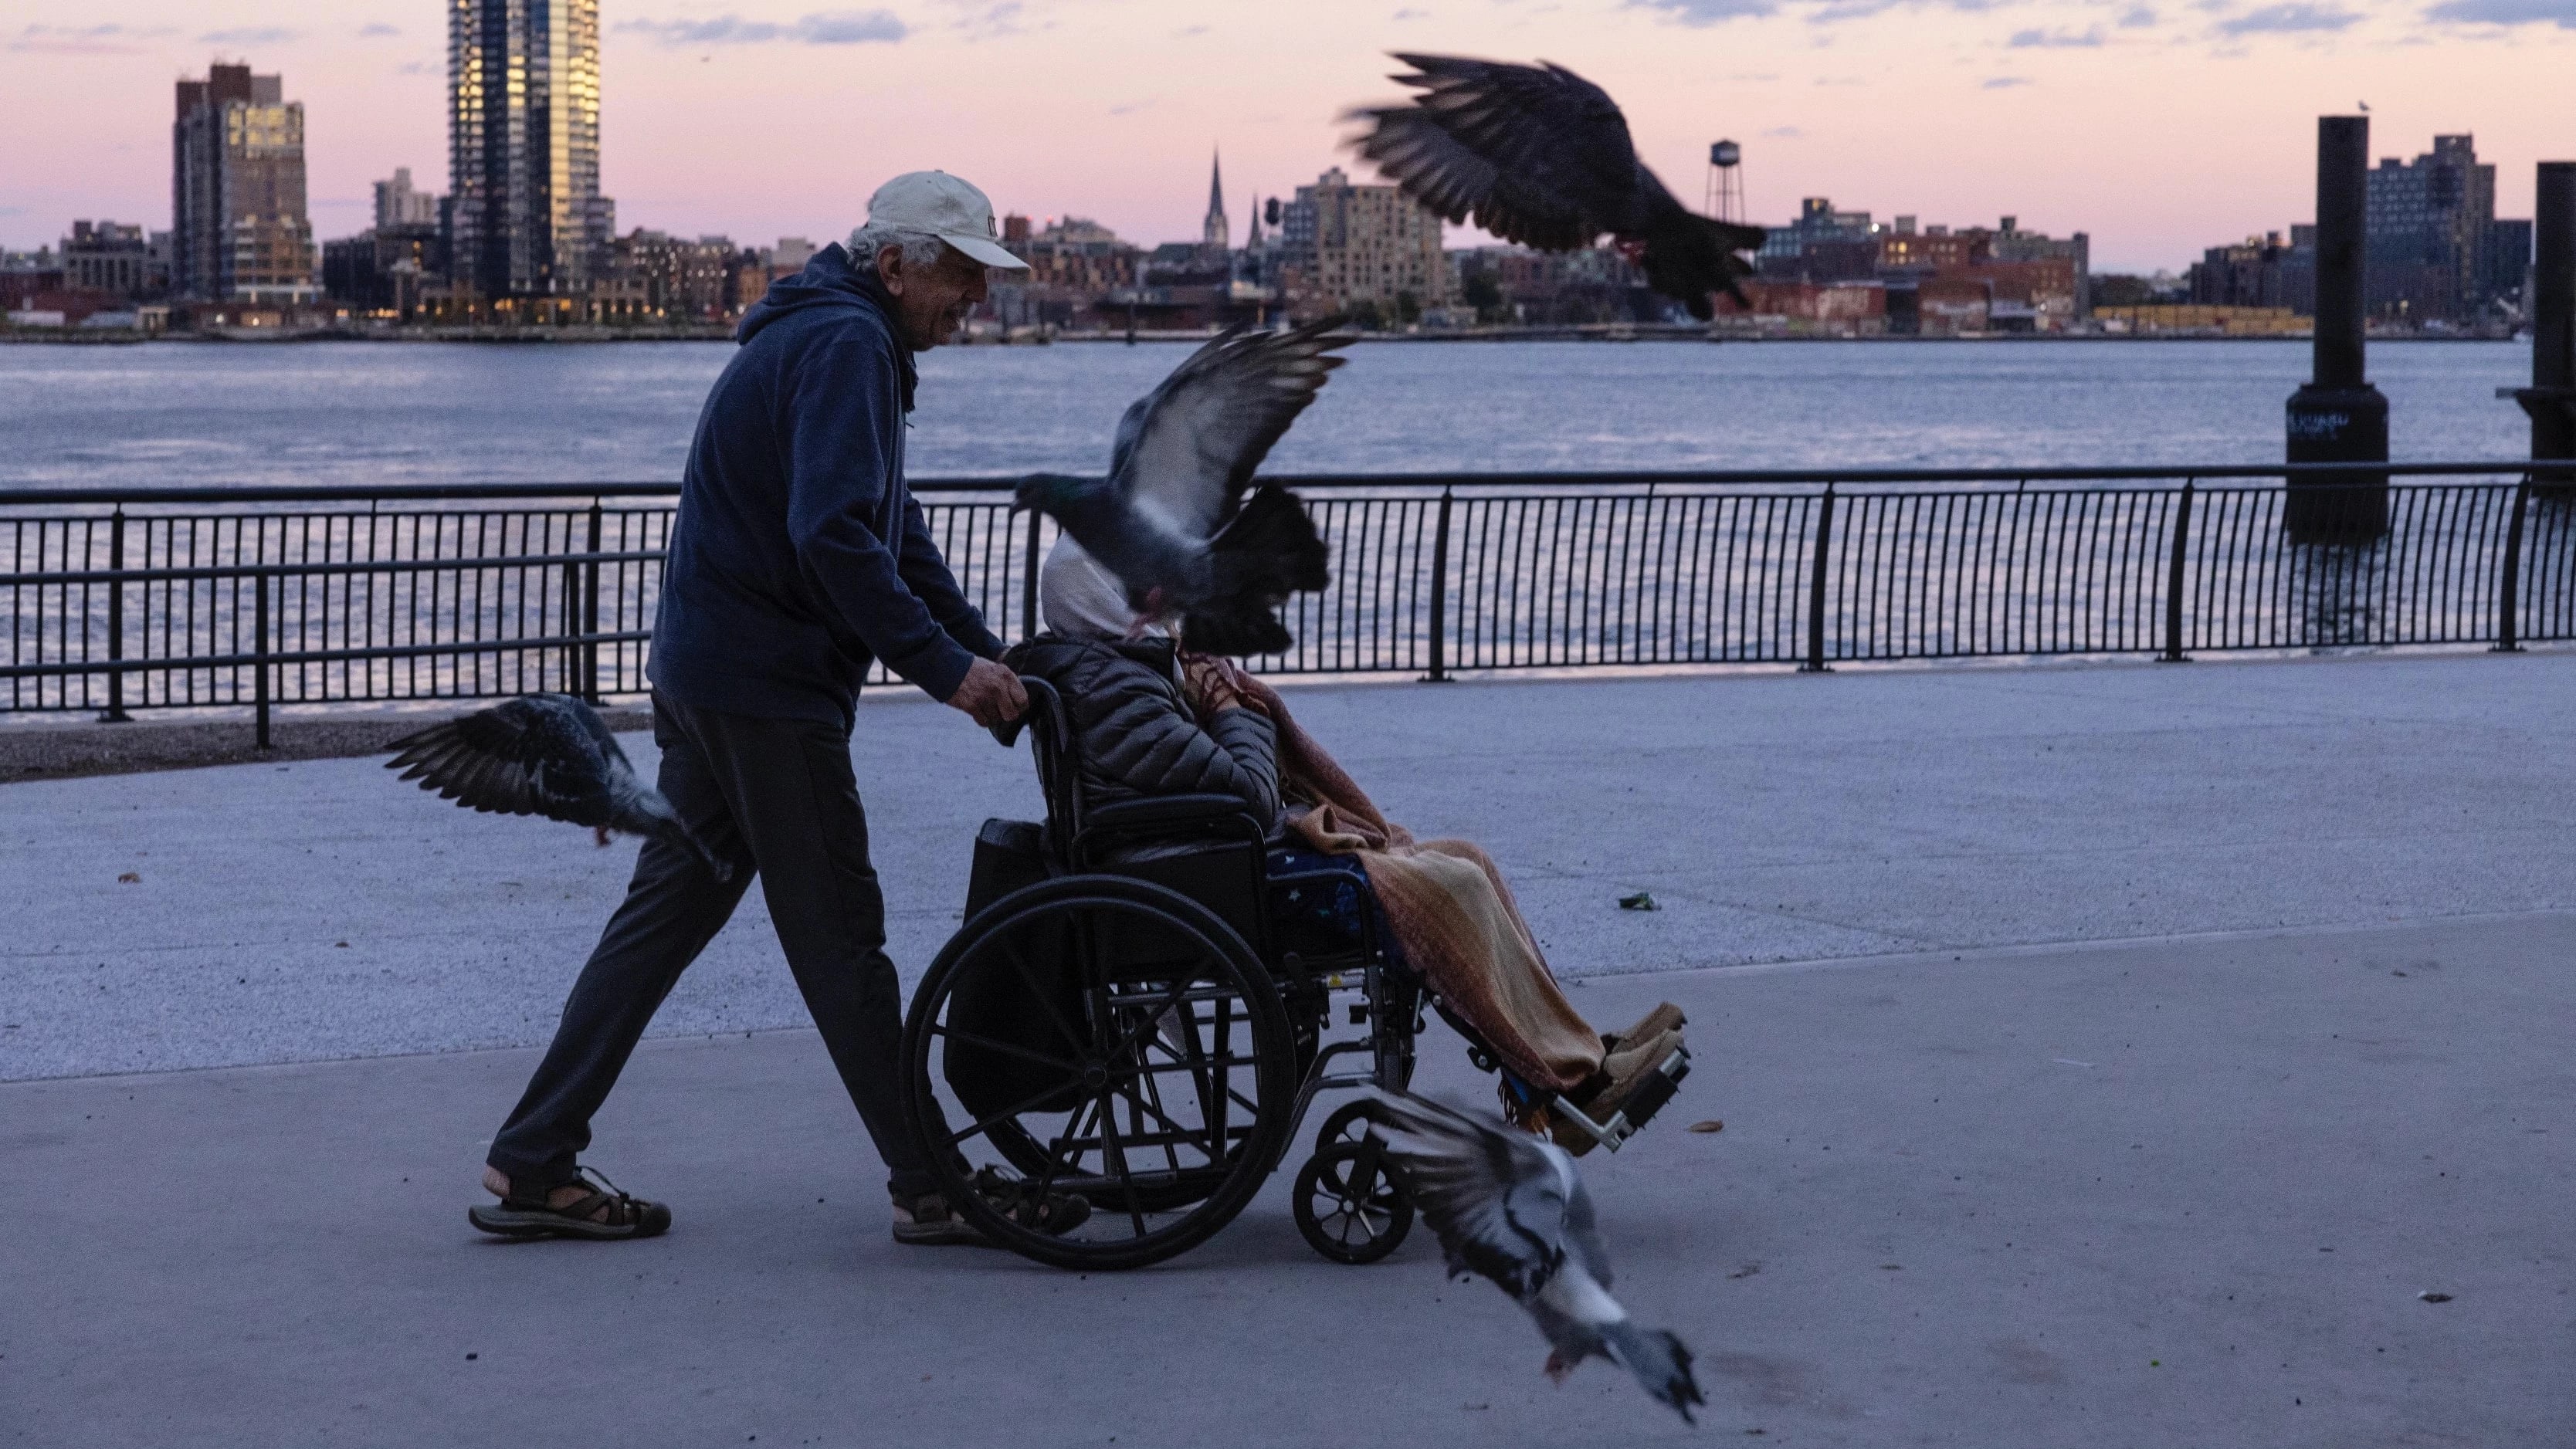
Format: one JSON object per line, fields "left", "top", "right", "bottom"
{"left": 847, "top": 223, "right": 947, "bottom": 274}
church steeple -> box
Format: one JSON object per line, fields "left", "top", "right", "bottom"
{"left": 1202, "top": 151, "right": 1230, "bottom": 249}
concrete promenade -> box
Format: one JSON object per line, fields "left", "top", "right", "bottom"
{"left": 4, "top": 652, "right": 2574, "bottom": 1445}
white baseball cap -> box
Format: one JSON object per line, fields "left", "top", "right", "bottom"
{"left": 863, "top": 171, "right": 1029, "bottom": 270}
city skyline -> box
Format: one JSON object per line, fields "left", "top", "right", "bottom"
{"left": 4, "top": 0, "right": 2573, "bottom": 271}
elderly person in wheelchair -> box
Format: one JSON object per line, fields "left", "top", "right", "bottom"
{"left": 1004, "top": 537, "right": 1689, "bottom": 1155}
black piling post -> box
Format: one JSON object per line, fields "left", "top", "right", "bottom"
{"left": 2286, "top": 115, "right": 2390, "bottom": 542}
{"left": 2507, "top": 161, "right": 2576, "bottom": 489}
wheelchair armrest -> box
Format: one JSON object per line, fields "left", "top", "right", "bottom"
{"left": 1080, "top": 794, "right": 1267, "bottom": 845}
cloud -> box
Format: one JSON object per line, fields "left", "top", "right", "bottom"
{"left": 620, "top": 9, "right": 907, "bottom": 44}
{"left": 396, "top": 59, "right": 432, "bottom": 74}
{"left": 2215, "top": 2, "right": 2359, "bottom": 29}
{"left": 198, "top": 26, "right": 300, "bottom": 44}
{"left": 1392, "top": 4, "right": 1431, "bottom": 14}
{"left": 2010, "top": 25, "right": 2105, "bottom": 42}
{"left": 1761, "top": 124, "right": 1803, "bottom": 136}
{"left": 946, "top": 2, "right": 1033, "bottom": 36}
{"left": 1982, "top": 73, "right": 2033, "bottom": 85}
{"left": 1174, "top": 22, "right": 1209, "bottom": 35}
{"left": 6, "top": 22, "right": 171, "bottom": 52}
{"left": 358, "top": 22, "right": 402, "bottom": 37}
{"left": 2117, "top": 5, "right": 2159, "bottom": 22}
{"left": 2424, "top": 0, "right": 2576, "bottom": 22}
{"left": 1630, "top": 0, "right": 1781, "bottom": 22}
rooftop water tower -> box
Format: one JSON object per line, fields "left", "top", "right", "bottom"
{"left": 1705, "top": 140, "right": 1745, "bottom": 224}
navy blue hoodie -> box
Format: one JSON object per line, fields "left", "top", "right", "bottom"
{"left": 648, "top": 242, "right": 1002, "bottom": 726}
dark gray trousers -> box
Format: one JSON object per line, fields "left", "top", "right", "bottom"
{"left": 486, "top": 695, "right": 935, "bottom": 1200}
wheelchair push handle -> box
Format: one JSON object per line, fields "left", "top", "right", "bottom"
{"left": 985, "top": 675, "right": 1063, "bottom": 750}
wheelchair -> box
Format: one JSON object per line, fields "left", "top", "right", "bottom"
{"left": 897, "top": 677, "right": 1689, "bottom": 1271}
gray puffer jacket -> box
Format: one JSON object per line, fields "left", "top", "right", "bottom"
{"left": 1004, "top": 633, "right": 1280, "bottom": 823}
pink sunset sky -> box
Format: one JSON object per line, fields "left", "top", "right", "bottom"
{"left": 3, "top": 0, "right": 2571, "bottom": 271}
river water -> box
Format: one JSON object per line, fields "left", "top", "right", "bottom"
{"left": 0, "top": 337, "right": 2540, "bottom": 491}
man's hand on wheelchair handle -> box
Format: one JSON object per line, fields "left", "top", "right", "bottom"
{"left": 947, "top": 656, "right": 1028, "bottom": 728}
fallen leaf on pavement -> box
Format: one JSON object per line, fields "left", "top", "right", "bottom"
{"left": 1689, "top": 1119, "right": 1725, "bottom": 1133}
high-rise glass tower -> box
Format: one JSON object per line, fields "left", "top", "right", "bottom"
{"left": 448, "top": 0, "right": 614, "bottom": 301}
{"left": 171, "top": 63, "right": 318, "bottom": 303}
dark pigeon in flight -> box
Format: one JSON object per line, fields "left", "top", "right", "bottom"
{"left": 1362, "top": 1088, "right": 1705, "bottom": 1424}
{"left": 1345, "top": 53, "right": 1767, "bottom": 320}
{"left": 385, "top": 694, "right": 731, "bottom": 882}
{"left": 1015, "top": 317, "right": 1351, "bottom": 656}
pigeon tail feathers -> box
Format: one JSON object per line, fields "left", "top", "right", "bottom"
{"left": 1600, "top": 1320, "right": 1705, "bottom": 1424}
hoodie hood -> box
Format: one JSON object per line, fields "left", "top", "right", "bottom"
{"left": 736, "top": 242, "right": 917, "bottom": 411}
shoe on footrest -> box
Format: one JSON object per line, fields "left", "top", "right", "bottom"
{"left": 1602, "top": 1001, "right": 1686, "bottom": 1056}
{"left": 1551, "top": 1027, "right": 1687, "bottom": 1157}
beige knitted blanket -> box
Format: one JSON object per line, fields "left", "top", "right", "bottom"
{"left": 1183, "top": 660, "right": 1605, "bottom": 1093}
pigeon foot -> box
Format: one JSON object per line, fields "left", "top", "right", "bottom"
{"left": 1544, "top": 1350, "right": 1574, "bottom": 1383}
{"left": 593, "top": 825, "right": 613, "bottom": 848}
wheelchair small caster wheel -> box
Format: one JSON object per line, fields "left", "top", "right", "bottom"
{"left": 1293, "top": 1140, "right": 1412, "bottom": 1264}
{"left": 1313, "top": 1099, "right": 1381, "bottom": 1156}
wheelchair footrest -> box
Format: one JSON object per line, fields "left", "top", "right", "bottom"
{"left": 1558, "top": 1044, "right": 1691, "bottom": 1154}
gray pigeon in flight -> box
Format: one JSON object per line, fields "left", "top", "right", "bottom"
{"left": 1361, "top": 1087, "right": 1705, "bottom": 1423}
{"left": 385, "top": 694, "right": 732, "bottom": 882}
{"left": 1014, "top": 317, "right": 1351, "bottom": 656}
{"left": 1345, "top": 53, "right": 1767, "bottom": 320}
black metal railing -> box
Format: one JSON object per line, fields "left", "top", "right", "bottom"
{"left": 5, "top": 464, "right": 2569, "bottom": 737}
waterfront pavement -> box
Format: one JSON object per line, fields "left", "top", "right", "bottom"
{"left": 5, "top": 652, "right": 2574, "bottom": 1445}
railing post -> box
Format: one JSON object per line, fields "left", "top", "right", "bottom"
{"left": 582, "top": 501, "right": 604, "bottom": 702}
{"left": 2493, "top": 476, "right": 2530, "bottom": 653}
{"left": 1422, "top": 487, "right": 1453, "bottom": 682}
{"left": 1020, "top": 499, "right": 1043, "bottom": 642}
{"left": 1800, "top": 484, "right": 1835, "bottom": 673}
{"left": 252, "top": 567, "right": 272, "bottom": 750}
{"left": 100, "top": 507, "right": 131, "bottom": 722}
{"left": 2161, "top": 480, "right": 2195, "bottom": 662}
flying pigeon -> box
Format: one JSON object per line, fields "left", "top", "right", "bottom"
{"left": 384, "top": 694, "right": 732, "bottom": 882}
{"left": 1344, "top": 53, "right": 1768, "bottom": 320}
{"left": 1014, "top": 317, "right": 1351, "bottom": 655}
{"left": 1361, "top": 1087, "right": 1705, "bottom": 1423}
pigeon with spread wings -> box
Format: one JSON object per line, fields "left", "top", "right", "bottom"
{"left": 1014, "top": 317, "right": 1351, "bottom": 656}
{"left": 1346, "top": 53, "right": 1765, "bottom": 320}
{"left": 385, "top": 693, "right": 733, "bottom": 882}
{"left": 1363, "top": 1088, "right": 1706, "bottom": 1423}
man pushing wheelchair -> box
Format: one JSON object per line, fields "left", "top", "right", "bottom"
{"left": 469, "top": 172, "right": 1087, "bottom": 1246}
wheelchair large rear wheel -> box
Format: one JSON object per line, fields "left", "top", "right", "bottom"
{"left": 901, "top": 875, "right": 1296, "bottom": 1271}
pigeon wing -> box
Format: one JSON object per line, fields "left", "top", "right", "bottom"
{"left": 384, "top": 696, "right": 608, "bottom": 825}
{"left": 1364, "top": 1088, "right": 1578, "bottom": 1299}
{"left": 1109, "top": 318, "right": 1351, "bottom": 544}
{"left": 1345, "top": 54, "right": 1641, "bottom": 252}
